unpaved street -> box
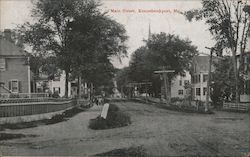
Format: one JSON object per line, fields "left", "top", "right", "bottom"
{"left": 0, "top": 101, "right": 249, "bottom": 156}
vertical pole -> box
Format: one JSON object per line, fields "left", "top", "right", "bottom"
{"left": 205, "top": 49, "right": 213, "bottom": 112}
{"left": 78, "top": 76, "right": 82, "bottom": 99}
{"left": 163, "top": 73, "right": 168, "bottom": 103}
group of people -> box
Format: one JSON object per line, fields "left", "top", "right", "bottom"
{"left": 92, "top": 96, "right": 104, "bottom": 106}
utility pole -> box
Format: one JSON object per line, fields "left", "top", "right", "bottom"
{"left": 154, "top": 70, "right": 175, "bottom": 104}
{"left": 204, "top": 47, "right": 214, "bottom": 112}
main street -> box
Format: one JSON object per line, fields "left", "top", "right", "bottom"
{"left": 0, "top": 101, "right": 249, "bottom": 156}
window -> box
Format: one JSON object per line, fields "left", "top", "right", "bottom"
{"left": 53, "top": 87, "right": 61, "bottom": 94}
{"left": 203, "top": 74, "right": 208, "bottom": 82}
{"left": 0, "top": 58, "right": 6, "bottom": 71}
{"left": 9, "top": 80, "right": 19, "bottom": 93}
{"left": 193, "top": 64, "right": 197, "bottom": 73}
{"left": 193, "top": 75, "right": 196, "bottom": 83}
{"left": 203, "top": 87, "right": 207, "bottom": 96}
{"left": 179, "top": 80, "right": 182, "bottom": 86}
{"left": 192, "top": 75, "right": 201, "bottom": 84}
{"left": 196, "top": 88, "right": 201, "bottom": 96}
{"left": 178, "top": 90, "right": 184, "bottom": 95}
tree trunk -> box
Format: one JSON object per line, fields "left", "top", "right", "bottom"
{"left": 65, "top": 70, "right": 69, "bottom": 98}
{"left": 232, "top": 52, "right": 240, "bottom": 105}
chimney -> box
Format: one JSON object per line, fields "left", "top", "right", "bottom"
{"left": 3, "top": 29, "right": 12, "bottom": 41}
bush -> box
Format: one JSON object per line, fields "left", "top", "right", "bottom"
{"left": 89, "top": 104, "right": 131, "bottom": 130}
{"left": 52, "top": 91, "right": 60, "bottom": 98}
{"left": 171, "top": 97, "right": 184, "bottom": 102}
{"left": 45, "top": 114, "right": 65, "bottom": 124}
{"left": 9, "top": 94, "right": 20, "bottom": 98}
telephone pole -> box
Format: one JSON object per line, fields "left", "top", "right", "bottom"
{"left": 204, "top": 46, "right": 215, "bottom": 112}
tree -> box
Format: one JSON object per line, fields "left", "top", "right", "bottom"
{"left": 147, "top": 33, "right": 198, "bottom": 76}
{"left": 127, "top": 33, "right": 198, "bottom": 97}
{"left": 18, "top": 0, "right": 127, "bottom": 97}
{"left": 116, "top": 67, "right": 133, "bottom": 97}
{"left": 67, "top": 6, "right": 127, "bottom": 94}
{"left": 184, "top": 0, "right": 250, "bottom": 104}
{"left": 210, "top": 56, "right": 236, "bottom": 107}
{"left": 18, "top": 0, "right": 78, "bottom": 97}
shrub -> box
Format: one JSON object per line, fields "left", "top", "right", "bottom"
{"left": 9, "top": 94, "right": 20, "bottom": 98}
{"left": 52, "top": 91, "right": 60, "bottom": 98}
{"left": 45, "top": 114, "right": 65, "bottom": 124}
{"left": 171, "top": 97, "right": 184, "bottom": 102}
{"left": 89, "top": 104, "right": 131, "bottom": 130}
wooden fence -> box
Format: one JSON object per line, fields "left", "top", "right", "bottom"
{"left": 223, "top": 102, "right": 250, "bottom": 111}
{"left": 0, "top": 99, "right": 76, "bottom": 117}
{"left": 0, "top": 93, "right": 49, "bottom": 99}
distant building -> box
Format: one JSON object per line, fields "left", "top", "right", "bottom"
{"left": 190, "top": 56, "right": 214, "bottom": 101}
{"left": 171, "top": 71, "right": 191, "bottom": 99}
{"left": 36, "top": 71, "right": 71, "bottom": 98}
{"left": 48, "top": 71, "right": 71, "bottom": 97}
{"left": 0, "top": 29, "right": 31, "bottom": 94}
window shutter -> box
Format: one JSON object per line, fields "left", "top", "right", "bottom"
{"left": 19, "top": 81, "right": 22, "bottom": 93}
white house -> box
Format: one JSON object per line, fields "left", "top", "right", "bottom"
{"left": 190, "top": 56, "right": 214, "bottom": 101}
{"left": 171, "top": 71, "right": 191, "bottom": 99}
{"left": 48, "top": 71, "right": 71, "bottom": 97}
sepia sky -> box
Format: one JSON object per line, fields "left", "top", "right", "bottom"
{"left": 0, "top": 0, "right": 216, "bottom": 68}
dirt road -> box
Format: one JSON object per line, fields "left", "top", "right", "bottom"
{"left": 0, "top": 101, "right": 249, "bottom": 156}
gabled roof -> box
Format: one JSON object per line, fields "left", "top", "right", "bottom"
{"left": 193, "top": 56, "right": 210, "bottom": 72}
{"left": 192, "top": 55, "right": 217, "bottom": 73}
{"left": 0, "top": 38, "right": 25, "bottom": 56}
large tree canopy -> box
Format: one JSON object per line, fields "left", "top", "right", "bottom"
{"left": 118, "top": 33, "right": 198, "bottom": 96}
{"left": 18, "top": 0, "right": 128, "bottom": 97}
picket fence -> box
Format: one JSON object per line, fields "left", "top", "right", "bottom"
{"left": 223, "top": 102, "right": 250, "bottom": 111}
{"left": 0, "top": 98, "right": 76, "bottom": 117}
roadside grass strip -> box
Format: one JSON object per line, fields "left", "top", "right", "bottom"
{"left": 0, "top": 133, "right": 37, "bottom": 141}
{"left": 130, "top": 98, "right": 214, "bottom": 114}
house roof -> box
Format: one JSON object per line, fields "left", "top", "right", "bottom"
{"left": 0, "top": 38, "right": 25, "bottom": 56}
{"left": 193, "top": 56, "right": 210, "bottom": 72}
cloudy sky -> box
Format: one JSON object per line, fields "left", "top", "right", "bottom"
{"left": 0, "top": 0, "right": 215, "bottom": 68}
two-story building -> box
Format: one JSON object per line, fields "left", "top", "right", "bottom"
{"left": 171, "top": 71, "right": 191, "bottom": 99}
{"left": 35, "top": 71, "right": 72, "bottom": 97}
{"left": 190, "top": 56, "right": 214, "bottom": 101}
{"left": 0, "top": 29, "right": 31, "bottom": 95}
